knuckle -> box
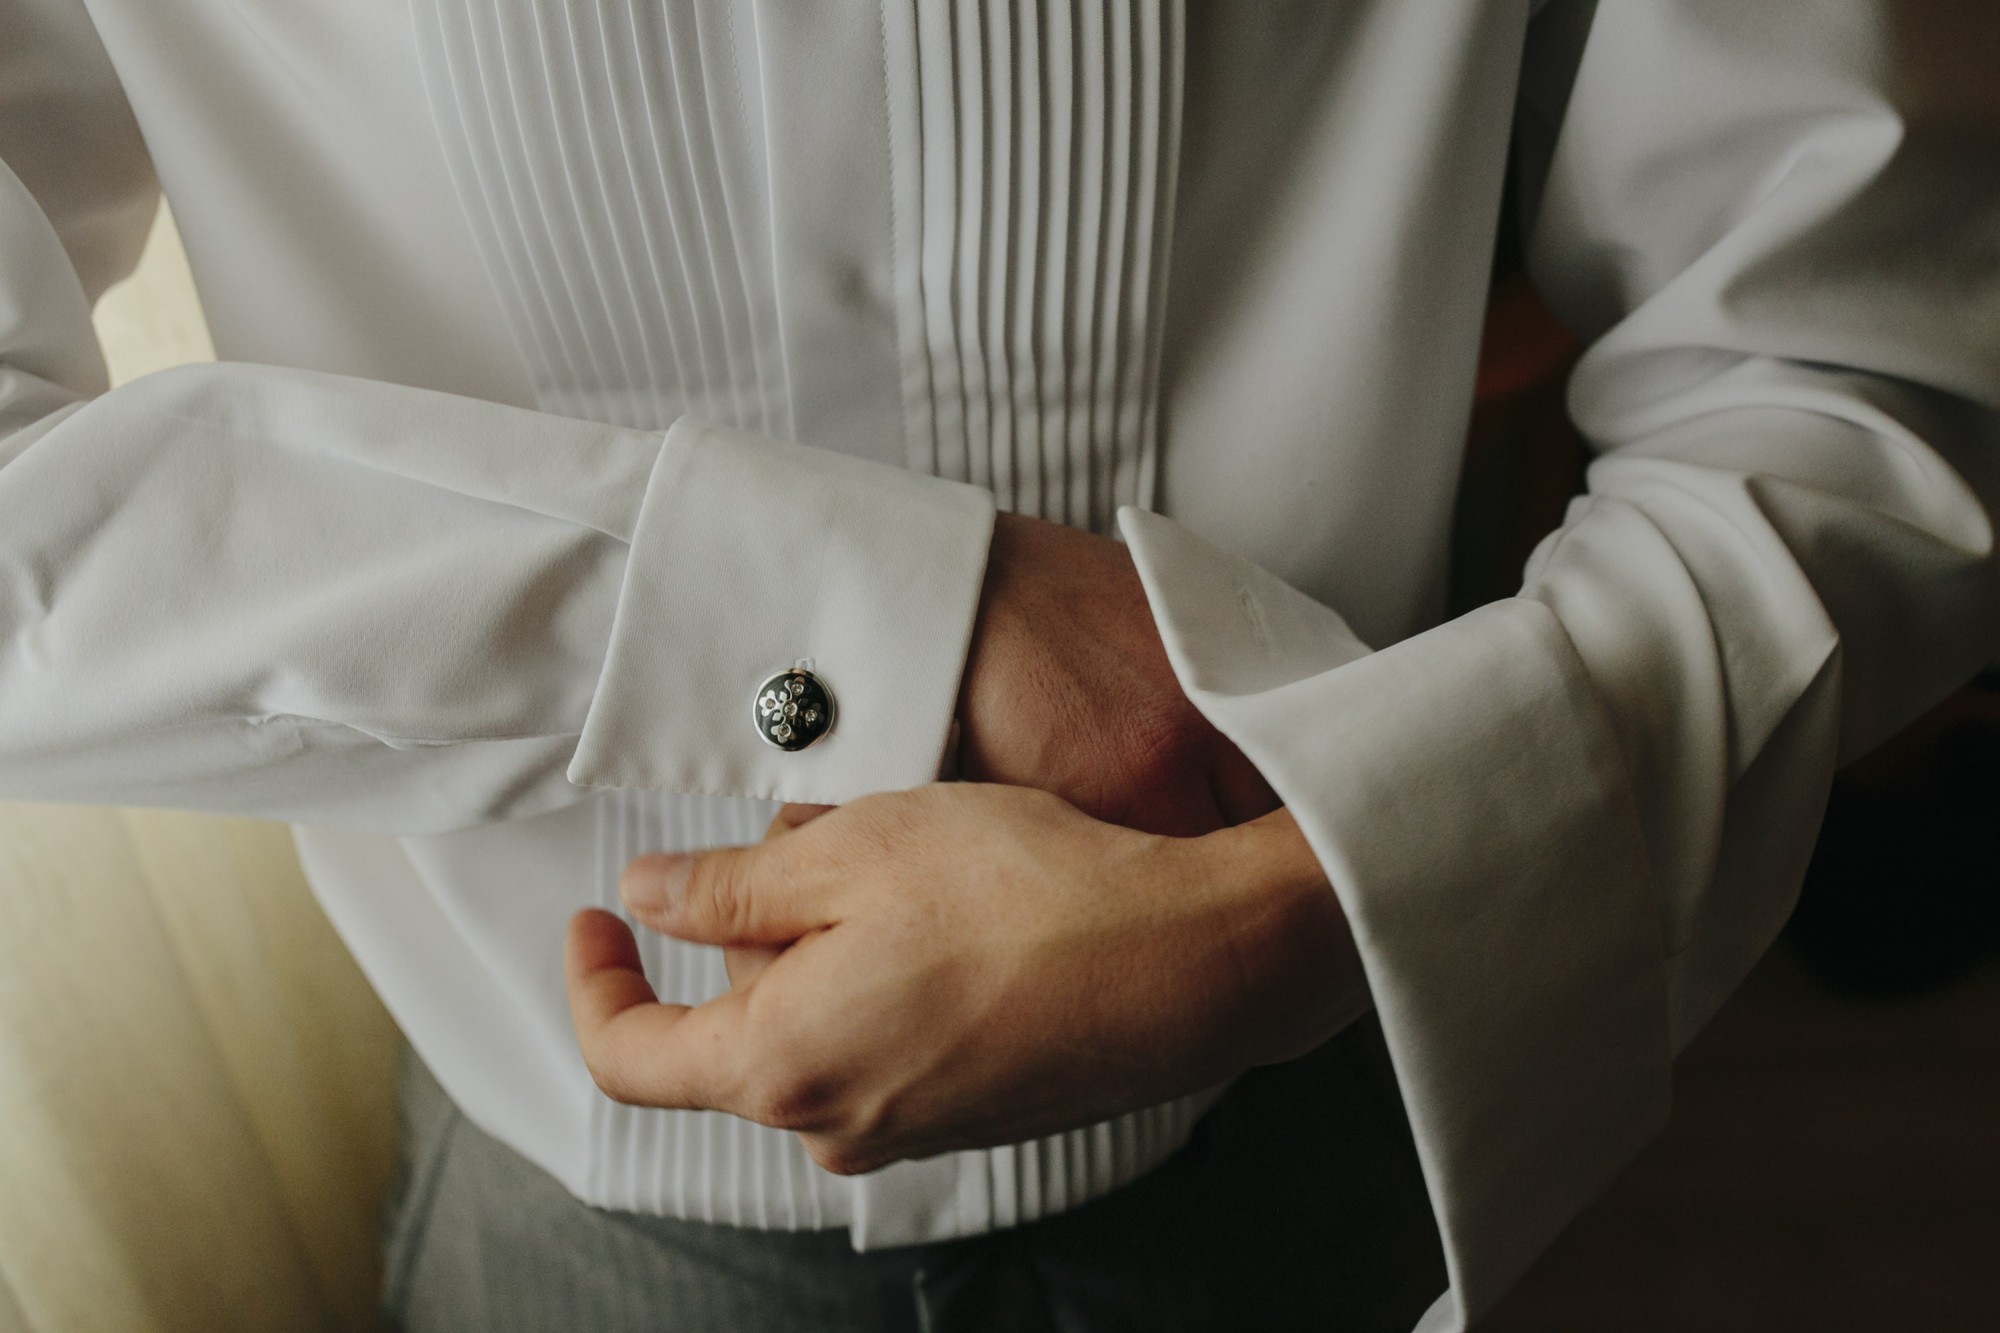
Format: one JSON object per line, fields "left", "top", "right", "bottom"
{"left": 584, "top": 1059, "right": 643, "bottom": 1108}
{"left": 1009, "top": 783, "right": 1073, "bottom": 821}
{"left": 690, "top": 856, "right": 756, "bottom": 936}
{"left": 1122, "top": 706, "right": 1202, "bottom": 779}
{"left": 774, "top": 796, "right": 899, "bottom": 880}
{"left": 803, "top": 1088, "right": 909, "bottom": 1177}
{"left": 838, "top": 791, "right": 907, "bottom": 849}
{"left": 744, "top": 1081, "right": 805, "bottom": 1131}
{"left": 802, "top": 1135, "right": 878, "bottom": 1178}
{"left": 743, "top": 1065, "right": 833, "bottom": 1133}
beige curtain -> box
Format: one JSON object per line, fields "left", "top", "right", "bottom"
{"left": 0, "top": 209, "right": 399, "bottom": 1333}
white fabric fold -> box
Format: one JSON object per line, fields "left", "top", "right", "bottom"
{"left": 1123, "top": 508, "right": 1672, "bottom": 1328}
{"left": 567, "top": 415, "right": 997, "bottom": 805}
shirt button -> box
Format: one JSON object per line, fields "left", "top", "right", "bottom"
{"left": 753, "top": 668, "right": 836, "bottom": 751}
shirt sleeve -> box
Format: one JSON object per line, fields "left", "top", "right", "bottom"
{"left": 1118, "top": 4, "right": 2000, "bottom": 1329}
{"left": 0, "top": 0, "right": 995, "bottom": 835}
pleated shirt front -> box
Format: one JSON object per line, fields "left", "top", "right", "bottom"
{"left": 382, "top": 0, "right": 1206, "bottom": 1244}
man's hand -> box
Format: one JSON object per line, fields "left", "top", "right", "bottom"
{"left": 956, "top": 512, "right": 1278, "bottom": 836}
{"left": 565, "top": 785, "right": 1365, "bottom": 1175}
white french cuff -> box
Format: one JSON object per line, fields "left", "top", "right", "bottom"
{"left": 1118, "top": 507, "right": 1672, "bottom": 1333}
{"left": 569, "top": 417, "right": 997, "bottom": 804}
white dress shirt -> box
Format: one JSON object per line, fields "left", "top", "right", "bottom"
{"left": 2, "top": 2, "right": 1994, "bottom": 1327}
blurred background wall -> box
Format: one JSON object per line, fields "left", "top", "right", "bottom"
{"left": 1463, "top": 259, "right": 2000, "bottom": 1332}
{"left": 0, "top": 207, "right": 398, "bottom": 1333}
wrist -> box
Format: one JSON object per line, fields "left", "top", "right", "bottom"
{"left": 1198, "top": 808, "right": 1369, "bottom": 1067}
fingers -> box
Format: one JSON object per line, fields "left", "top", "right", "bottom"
{"left": 738, "top": 793, "right": 824, "bottom": 986}
{"left": 609, "top": 804, "right": 831, "bottom": 987}
{"left": 566, "top": 907, "right": 658, "bottom": 1021}
{"left": 620, "top": 836, "right": 833, "bottom": 947}
{"left": 763, "top": 803, "right": 833, "bottom": 840}
{"left": 1209, "top": 747, "right": 1282, "bottom": 827}
{"left": 564, "top": 909, "right": 752, "bottom": 1109}
{"left": 723, "top": 943, "right": 782, "bottom": 989}
{"left": 1139, "top": 780, "right": 1228, "bottom": 839}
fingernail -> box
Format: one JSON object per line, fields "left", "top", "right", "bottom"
{"left": 621, "top": 854, "right": 691, "bottom": 914}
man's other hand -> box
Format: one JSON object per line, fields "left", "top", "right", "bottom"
{"left": 564, "top": 785, "right": 1365, "bottom": 1176}
{"left": 955, "top": 512, "right": 1278, "bottom": 836}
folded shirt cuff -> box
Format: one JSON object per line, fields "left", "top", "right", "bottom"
{"left": 1119, "top": 505, "right": 1671, "bottom": 1331}
{"left": 569, "top": 418, "right": 997, "bottom": 804}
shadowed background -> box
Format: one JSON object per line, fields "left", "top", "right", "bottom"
{"left": 1463, "top": 260, "right": 2000, "bottom": 1333}
{"left": 0, "top": 207, "right": 398, "bottom": 1333}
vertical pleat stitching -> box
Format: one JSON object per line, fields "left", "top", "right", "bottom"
{"left": 564, "top": 1, "right": 672, "bottom": 426}
{"left": 727, "top": 8, "right": 798, "bottom": 440}
{"left": 413, "top": 1, "right": 577, "bottom": 410}
{"left": 879, "top": 1, "right": 1203, "bottom": 1235}
{"left": 989, "top": 1143, "right": 1019, "bottom": 1231}
{"left": 1086, "top": 1, "right": 1132, "bottom": 534}
{"left": 1063, "top": 1, "right": 1105, "bottom": 529}
{"left": 419, "top": 0, "right": 792, "bottom": 1223}
{"left": 1107, "top": 0, "right": 1153, "bottom": 518}
{"left": 951, "top": 1, "right": 991, "bottom": 490}
{"left": 1038, "top": 0, "right": 1077, "bottom": 525}
{"left": 544, "top": 0, "right": 663, "bottom": 428}
{"left": 624, "top": 0, "right": 718, "bottom": 422}
{"left": 417, "top": 0, "right": 1196, "bottom": 1239}
{"left": 1135, "top": 2, "right": 1182, "bottom": 510}
{"left": 979, "top": 2, "right": 1017, "bottom": 510}
{"left": 450, "top": 1, "right": 612, "bottom": 410}
{"left": 661, "top": 5, "right": 757, "bottom": 434}
{"left": 1042, "top": 1128, "right": 1069, "bottom": 1215}
{"left": 413, "top": 0, "right": 789, "bottom": 432}
{"left": 509, "top": 3, "right": 648, "bottom": 420}
{"left": 1007, "top": 0, "right": 1046, "bottom": 518}
{"left": 1017, "top": 1135, "right": 1043, "bottom": 1224}
{"left": 666, "top": 6, "right": 733, "bottom": 428}
{"left": 1066, "top": 1125, "right": 1089, "bottom": 1209}
{"left": 898, "top": 0, "right": 1187, "bottom": 534}
{"left": 603, "top": 0, "right": 701, "bottom": 424}
{"left": 920, "top": 2, "right": 969, "bottom": 482}
{"left": 881, "top": 0, "right": 937, "bottom": 478}
{"left": 693, "top": 4, "right": 783, "bottom": 438}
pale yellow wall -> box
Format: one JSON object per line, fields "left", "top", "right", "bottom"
{"left": 0, "top": 208, "right": 397, "bottom": 1333}
{"left": 93, "top": 205, "right": 218, "bottom": 384}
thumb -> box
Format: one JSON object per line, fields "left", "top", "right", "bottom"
{"left": 619, "top": 842, "right": 825, "bottom": 947}
{"left": 764, "top": 803, "right": 834, "bottom": 840}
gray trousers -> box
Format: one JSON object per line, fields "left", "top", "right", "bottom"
{"left": 381, "top": 1020, "right": 1443, "bottom": 1333}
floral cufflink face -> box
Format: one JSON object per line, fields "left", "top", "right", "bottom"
{"left": 753, "top": 668, "right": 835, "bottom": 751}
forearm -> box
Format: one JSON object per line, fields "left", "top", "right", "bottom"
{"left": 1214, "top": 807, "right": 1374, "bottom": 1068}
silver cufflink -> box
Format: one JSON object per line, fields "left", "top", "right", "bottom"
{"left": 753, "top": 667, "right": 835, "bottom": 751}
